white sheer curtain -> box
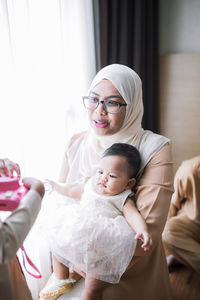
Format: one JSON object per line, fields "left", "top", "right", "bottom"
{"left": 0, "top": 0, "right": 96, "bottom": 181}
{"left": 0, "top": 0, "right": 96, "bottom": 299}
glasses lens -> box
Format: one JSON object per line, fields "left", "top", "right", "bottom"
{"left": 83, "top": 97, "right": 123, "bottom": 114}
{"left": 83, "top": 97, "right": 98, "bottom": 109}
{"left": 104, "top": 100, "right": 120, "bottom": 113}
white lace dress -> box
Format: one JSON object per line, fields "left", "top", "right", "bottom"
{"left": 47, "top": 178, "right": 137, "bottom": 284}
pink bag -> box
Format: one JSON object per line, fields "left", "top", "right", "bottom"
{"left": 0, "top": 176, "right": 28, "bottom": 211}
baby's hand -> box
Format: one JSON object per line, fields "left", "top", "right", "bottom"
{"left": 135, "top": 232, "right": 153, "bottom": 252}
{"left": 43, "top": 179, "right": 55, "bottom": 194}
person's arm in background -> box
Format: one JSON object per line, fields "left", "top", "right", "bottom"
{"left": 0, "top": 176, "right": 45, "bottom": 264}
{"left": 126, "top": 142, "right": 174, "bottom": 269}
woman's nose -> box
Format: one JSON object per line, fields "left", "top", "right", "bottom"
{"left": 95, "top": 101, "right": 106, "bottom": 115}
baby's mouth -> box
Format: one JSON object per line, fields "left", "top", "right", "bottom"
{"left": 98, "top": 182, "right": 107, "bottom": 188}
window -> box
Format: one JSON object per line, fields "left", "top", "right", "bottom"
{"left": 0, "top": 0, "right": 96, "bottom": 180}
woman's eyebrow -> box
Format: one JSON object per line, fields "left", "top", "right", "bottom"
{"left": 90, "top": 91, "right": 122, "bottom": 100}
{"left": 90, "top": 91, "right": 100, "bottom": 96}
{"left": 106, "top": 95, "right": 122, "bottom": 100}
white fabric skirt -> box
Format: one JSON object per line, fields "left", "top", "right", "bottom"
{"left": 44, "top": 199, "right": 137, "bottom": 284}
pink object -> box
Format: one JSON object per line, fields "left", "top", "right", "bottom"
{"left": 21, "top": 246, "right": 42, "bottom": 278}
{"left": 93, "top": 120, "right": 108, "bottom": 128}
{"left": 0, "top": 177, "right": 28, "bottom": 211}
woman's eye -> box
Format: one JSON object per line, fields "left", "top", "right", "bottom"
{"left": 90, "top": 97, "right": 99, "bottom": 103}
{"left": 106, "top": 100, "right": 119, "bottom": 107}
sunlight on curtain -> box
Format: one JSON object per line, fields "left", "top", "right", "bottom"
{"left": 0, "top": 0, "right": 96, "bottom": 180}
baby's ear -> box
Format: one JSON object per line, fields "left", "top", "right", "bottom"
{"left": 125, "top": 178, "right": 136, "bottom": 190}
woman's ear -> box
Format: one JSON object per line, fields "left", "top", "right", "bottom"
{"left": 125, "top": 178, "right": 136, "bottom": 190}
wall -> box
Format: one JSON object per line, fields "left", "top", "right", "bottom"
{"left": 159, "top": 0, "right": 200, "bottom": 54}
{"left": 159, "top": 0, "right": 200, "bottom": 173}
{"left": 159, "top": 53, "right": 200, "bottom": 172}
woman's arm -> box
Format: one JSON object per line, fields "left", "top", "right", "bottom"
{"left": 53, "top": 132, "right": 86, "bottom": 198}
{"left": 127, "top": 142, "right": 174, "bottom": 267}
{"left": 58, "top": 132, "right": 85, "bottom": 183}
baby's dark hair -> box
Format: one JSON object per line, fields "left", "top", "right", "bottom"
{"left": 102, "top": 143, "right": 141, "bottom": 178}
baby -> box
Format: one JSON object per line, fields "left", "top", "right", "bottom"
{"left": 40, "top": 143, "right": 152, "bottom": 300}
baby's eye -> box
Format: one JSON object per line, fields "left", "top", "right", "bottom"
{"left": 97, "top": 170, "right": 103, "bottom": 175}
{"left": 109, "top": 174, "right": 117, "bottom": 178}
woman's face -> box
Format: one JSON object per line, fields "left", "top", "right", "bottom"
{"left": 87, "top": 80, "right": 126, "bottom": 136}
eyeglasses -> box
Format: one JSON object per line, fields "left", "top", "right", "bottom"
{"left": 82, "top": 96, "right": 127, "bottom": 114}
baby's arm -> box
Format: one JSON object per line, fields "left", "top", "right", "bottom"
{"left": 45, "top": 179, "right": 84, "bottom": 199}
{"left": 122, "top": 198, "right": 153, "bottom": 251}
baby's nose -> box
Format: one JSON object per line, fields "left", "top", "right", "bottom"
{"left": 102, "top": 174, "right": 108, "bottom": 182}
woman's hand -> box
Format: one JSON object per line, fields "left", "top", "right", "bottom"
{"left": 22, "top": 177, "right": 45, "bottom": 198}
{"left": 0, "top": 158, "right": 21, "bottom": 177}
{"left": 135, "top": 232, "right": 153, "bottom": 252}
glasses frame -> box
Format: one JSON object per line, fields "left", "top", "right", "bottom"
{"left": 82, "top": 96, "right": 127, "bottom": 114}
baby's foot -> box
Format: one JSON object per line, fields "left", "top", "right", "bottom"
{"left": 39, "top": 273, "right": 76, "bottom": 299}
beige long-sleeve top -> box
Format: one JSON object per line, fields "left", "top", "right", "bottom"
{"left": 0, "top": 190, "right": 42, "bottom": 300}
{"left": 168, "top": 155, "right": 200, "bottom": 224}
{"left": 59, "top": 132, "right": 174, "bottom": 300}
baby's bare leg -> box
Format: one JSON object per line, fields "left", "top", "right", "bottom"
{"left": 53, "top": 256, "right": 82, "bottom": 281}
{"left": 80, "top": 276, "right": 110, "bottom": 300}
{"left": 69, "top": 269, "right": 82, "bottom": 281}
{"left": 52, "top": 255, "right": 69, "bottom": 279}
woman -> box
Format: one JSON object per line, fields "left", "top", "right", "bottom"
{"left": 42, "top": 64, "right": 174, "bottom": 300}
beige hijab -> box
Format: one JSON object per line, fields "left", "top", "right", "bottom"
{"left": 77, "top": 64, "right": 169, "bottom": 178}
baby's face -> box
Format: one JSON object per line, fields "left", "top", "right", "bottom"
{"left": 94, "top": 155, "right": 131, "bottom": 196}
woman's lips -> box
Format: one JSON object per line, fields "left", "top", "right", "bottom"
{"left": 93, "top": 120, "right": 108, "bottom": 128}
